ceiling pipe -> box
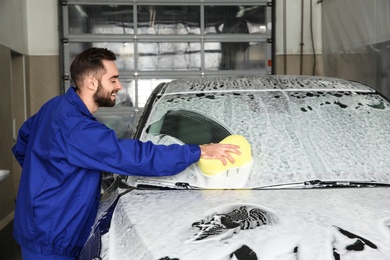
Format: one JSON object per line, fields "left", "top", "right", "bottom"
{"left": 300, "top": 0, "right": 304, "bottom": 75}
{"left": 283, "top": 0, "right": 287, "bottom": 74}
{"left": 310, "top": 0, "right": 317, "bottom": 75}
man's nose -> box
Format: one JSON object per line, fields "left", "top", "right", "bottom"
{"left": 117, "top": 81, "right": 123, "bottom": 90}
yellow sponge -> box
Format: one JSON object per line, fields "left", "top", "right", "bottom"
{"left": 197, "top": 135, "right": 252, "bottom": 176}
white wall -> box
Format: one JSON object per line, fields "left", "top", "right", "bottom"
{"left": 0, "top": 0, "right": 28, "bottom": 54}
{"left": 0, "top": 0, "right": 58, "bottom": 55}
{"left": 25, "top": 0, "right": 59, "bottom": 55}
{"left": 275, "top": 0, "right": 322, "bottom": 55}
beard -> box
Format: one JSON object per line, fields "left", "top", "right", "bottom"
{"left": 93, "top": 82, "right": 116, "bottom": 107}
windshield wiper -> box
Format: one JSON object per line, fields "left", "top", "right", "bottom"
{"left": 303, "top": 179, "right": 390, "bottom": 188}
{"left": 133, "top": 179, "right": 390, "bottom": 190}
{"left": 135, "top": 180, "right": 201, "bottom": 190}
{"left": 253, "top": 179, "right": 390, "bottom": 190}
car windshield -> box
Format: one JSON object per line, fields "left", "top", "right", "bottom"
{"left": 127, "top": 88, "right": 390, "bottom": 189}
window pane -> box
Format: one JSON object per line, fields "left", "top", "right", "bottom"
{"left": 115, "top": 78, "right": 174, "bottom": 107}
{"left": 69, "top": 42, "right": 135, "bottom": 71}
{"left": 205, "top": 42, "right": 266, "bottom": 70}
{"left": 138, "top": 42, "right": 201, "bottom": 71}
{"left": 138, "top": 78, "right": 174, "bottom": 107}
{"left": 116, "top": 79, "right": 135, "bottom": 107}
{"left": 147, "top": 109, "right": 232, "bottom": 144}
{"left": 68, "top": 4, "right": 133, "bottom": 34}
{"left": 95, "top": 108, "right": 136, "bottom": 139}
{"left": 205, "top": 5, "right": 266, "bottom": 35}
{"left": 137, "top": 6, "right": 200, "bottom": 35}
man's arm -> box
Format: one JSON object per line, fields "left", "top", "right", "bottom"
{"left": 12, "top": 116, "right": 34, "bottom": 167}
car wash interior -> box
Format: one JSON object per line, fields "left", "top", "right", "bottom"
{"left": 0, "top": 1, "right": 389, "bottom": 259}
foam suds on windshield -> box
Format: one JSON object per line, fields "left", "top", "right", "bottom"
{"left": 133, "top": 90, "right": 390, "bottom": 188}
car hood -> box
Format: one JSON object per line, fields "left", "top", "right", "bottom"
{"left": 101, "top": 188, "right": 390, "bottom": 260}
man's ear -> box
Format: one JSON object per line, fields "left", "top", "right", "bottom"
{"left": 86, "top": 76, "right": 98, "bottom": 91}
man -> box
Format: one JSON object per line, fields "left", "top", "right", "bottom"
{"left": 12, "top": 47, "right": 240, "bottom": 259}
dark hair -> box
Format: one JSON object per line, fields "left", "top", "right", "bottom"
{"left": 70, "top": 47, "right": 117, "bottom": 88}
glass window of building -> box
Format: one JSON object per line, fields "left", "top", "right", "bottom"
{"left": 60, "top": 0, "right": 274, "bottom": 137}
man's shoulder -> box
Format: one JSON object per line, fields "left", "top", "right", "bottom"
{"left": 37, "top": 94, "right": 86, "bottom": 124}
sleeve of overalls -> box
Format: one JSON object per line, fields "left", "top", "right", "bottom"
{"left": 12, "top": 115, "right": 35, "bottom": 167}
{"left": 67, "top": 118, "right": 201, "bottom": 176}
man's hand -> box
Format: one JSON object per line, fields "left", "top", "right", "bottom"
{"left": 199, "top": 143, "right": 241, "bottom": 166}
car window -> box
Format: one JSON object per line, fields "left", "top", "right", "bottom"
{"left": 146, "top": 109, "right": 233, "bottom": 145}
{"left": 129, "top": 90, "right": 390, "bottom": 188}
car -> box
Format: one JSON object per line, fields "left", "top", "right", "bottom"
{"left": 80, "top": 75, "right": 390, "bottom": 260}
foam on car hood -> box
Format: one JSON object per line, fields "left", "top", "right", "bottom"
{"left": 101, "top": 188, "right": 390, "bottom": 260}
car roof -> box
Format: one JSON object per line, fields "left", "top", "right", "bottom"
{"left": 161, "top": 75, "right": 375, "bottom": 95}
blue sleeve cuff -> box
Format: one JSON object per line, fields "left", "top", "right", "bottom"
{"left": 187, "top": 144, "right": 201, "bottom": 163}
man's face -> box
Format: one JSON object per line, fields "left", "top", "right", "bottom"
{"left": 93, "top": 60, "right": 122, "bottom": 107}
